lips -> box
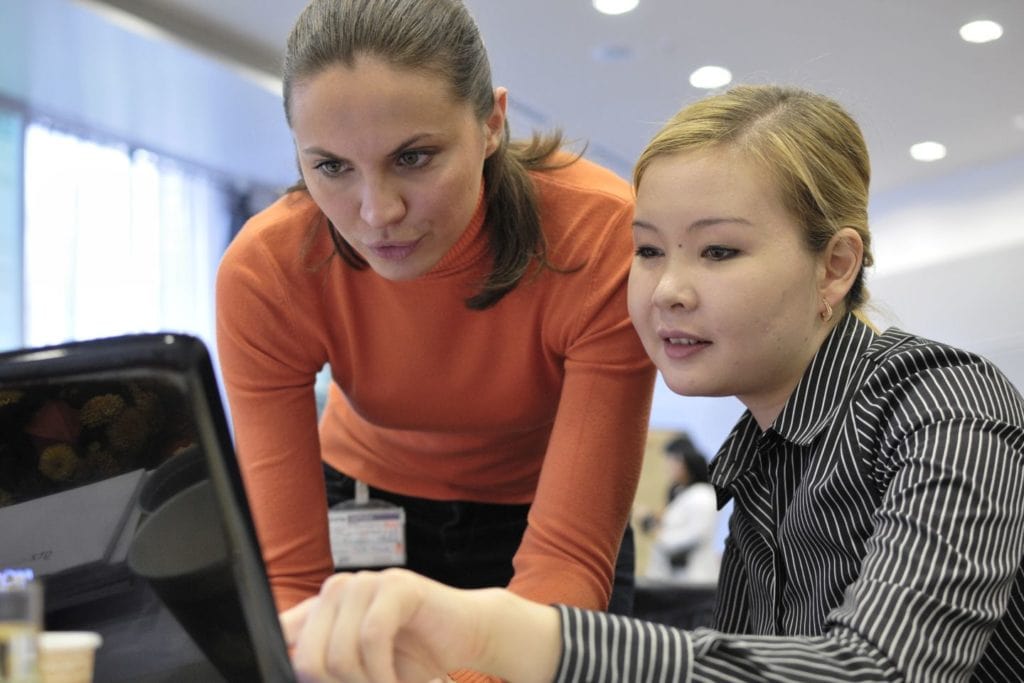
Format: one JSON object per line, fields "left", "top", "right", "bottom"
{"left": 367, "top": 237, "right": 422, "bottom": 262}
{"left": 659, "top": 330, "right": 711, "bottom": 359}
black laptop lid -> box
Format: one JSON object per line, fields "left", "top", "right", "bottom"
{"left": 0, "top": 333, "right": 295, "bottom": 682}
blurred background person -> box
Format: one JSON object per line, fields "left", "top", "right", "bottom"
{"left": 637, "top": 432, "right": 720, "bottom": 585}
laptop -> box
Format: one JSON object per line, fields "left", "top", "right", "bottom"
{"left": 0, "top": 333, "right": 297, "bottom": 682}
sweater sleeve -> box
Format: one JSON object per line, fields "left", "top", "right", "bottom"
{"left": 215, "top": 215, "right": 334, "bottom": 612}
{"left": 507, "top": 200, "right": 656, "bottom": 610}
{"left": 454, "top": 199, "right": 655, "bottom": 683}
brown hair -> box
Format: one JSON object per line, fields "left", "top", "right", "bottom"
{"left": 634, "top": 84, "right": 874, "bottom": 312}
{"left": 284, "top": 0, "right": 572, "bottom": 309}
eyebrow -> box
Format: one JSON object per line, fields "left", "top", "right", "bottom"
{"left": 632, "top": 216, "right": 753, "bottom": 231}
{"left": 301, "top": 133, "right": 434, "bottom": 159}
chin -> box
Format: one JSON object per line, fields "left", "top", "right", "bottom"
{"left": 669, "top": 386, "right": 707, "bottom": 398}
{"left": 367, "top": 260, "right": 429, "bottom": 282}
{"left": 377, "top": 269, "right": 424, "bottom": 282}
{"left": 661, "top": 375, "right": 725, "bottom": 399}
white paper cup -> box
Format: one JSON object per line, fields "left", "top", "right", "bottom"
{"left": 37, "top": 631, "right": 102, "bottom": 683}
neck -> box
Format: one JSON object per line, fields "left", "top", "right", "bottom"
{"left": 743, "top": 315, "right": 841, "bottom": 430}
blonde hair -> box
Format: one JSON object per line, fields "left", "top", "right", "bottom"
{"left": 634, "top": 84, "right": 874, "bottom": 311}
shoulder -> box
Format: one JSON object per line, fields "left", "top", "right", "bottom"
{"left": 529, "top": 153, "right": 633, "bottom": 208}
{"left": 216, "top": 191, "right": 334, "bottom": 311}
{"left": 528, "top": 155, "right": 635, "bottom": 262}
{"left": 867, "top": 327, "right": 1010, "bottom": 386}
{"left": 858, "top": 327, "right": 1024, "bottom": 425}
{"left": 223, "top": 191, "right": 330, "bottom": 267}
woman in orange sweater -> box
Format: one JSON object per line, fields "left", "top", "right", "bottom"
{"left": 214, "top": 0, "right": 655, "bottom": 656}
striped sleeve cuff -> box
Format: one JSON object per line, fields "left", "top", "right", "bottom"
{"left": 554, "top": 605, "right": 693, "bottom": 683}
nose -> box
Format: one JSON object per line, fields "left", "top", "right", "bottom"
{"left": 651, "top": 265, "right": 697, "bottom": 311}
{"left": 359, "top": 176, "right": 406, "bottom": 229}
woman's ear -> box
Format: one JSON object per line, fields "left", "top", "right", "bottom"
{"left": 818, "top": 227, "right": 864, "bottom": 311}
{"left": 483, "top": 87, "right": 509, "bottom": 157}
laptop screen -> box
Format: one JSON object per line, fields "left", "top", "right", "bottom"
{"left": 0, "top": 333, "right": 295, "bottom": 682}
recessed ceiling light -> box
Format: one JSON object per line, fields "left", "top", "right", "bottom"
{"left": 689, "top": 65, "right": 732, "bottom": 90}
{"left": 593, "top": 0, "right": 639, "bottom": 16}
{"left": 959, "top": 19, "right": 1003, "bottom": 43}
{"left": 910, "top": 141, "right": 947, "bottom": 162}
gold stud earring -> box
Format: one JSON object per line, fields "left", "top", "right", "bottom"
{"left": 820, "top": 298, "right": 834, "bottom": 322}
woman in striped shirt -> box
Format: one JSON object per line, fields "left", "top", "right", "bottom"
{"left": 282, "top": 85, "right": 1024, "bottom": 683}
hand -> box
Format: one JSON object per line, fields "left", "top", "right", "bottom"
{"left": 283, "top": 568, "right": 483, "bottom": 682}
{"left": 281, "top": 568, "right": 561, "bottom": 683}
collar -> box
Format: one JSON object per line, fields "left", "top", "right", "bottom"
{"left": 770, "top": 313, "right": 876, "bottom": 445}
{"left": 423, "top": 182, "right": 489, "bottom": 279}
{"left": 709, "top": 314, "right": 877, "bottom": 500}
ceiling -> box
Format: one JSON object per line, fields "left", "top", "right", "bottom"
{"left": 77, "top": 0, "right": 1024, "bottom": 200}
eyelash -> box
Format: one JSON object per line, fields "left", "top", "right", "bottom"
{"left": 312, "top": 149, "right": 434, "bottom": 178}
{"left": 634, "top": 245, "right": 662, "bottom": 259}
{"left": 396, "top": 150, "right": 432, "bottom": 168}
{"left": 702, "top": 245, "right": 738, "bottom": 260}
{"left": 634, "top": 245, "right": 738, "bottom": 260}
{"left": 313, "top": 160, "right": 347, "bottom": 177}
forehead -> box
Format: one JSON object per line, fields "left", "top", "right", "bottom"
{"left": 634, "top": 147, "right": 811, "bottom": 246}
{"left": 289, "top": 56, "right": 471, "bottom": 131}
{"left": 286, "top": 56, "right": 481, "bottom": 154}
{"left": 637, "top": 147, "right": 779, "bottom": 208}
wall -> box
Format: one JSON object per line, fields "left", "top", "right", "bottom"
{"left": 870, "top": 154, "right": 1024, "bottom": 387}
{"left": 0, "top": 0, "right": 295, "bottom": 352}
{"left": 0, "top": 0, "right": 294, "bottom": 190}
{"left": 0, "top": 109, "right": 23, "bottom": 349}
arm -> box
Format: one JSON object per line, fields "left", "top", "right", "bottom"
{"left": 283, "top": 569, "right": 562, "bottom": 683}
{"left": 216, "top": 221, "right": 335, "bottom": 611}
{"left": 444, "top": 203, "right": 655, "bottom": 683}
{"left": 507, "top": 202, "right": 656, "bottom": 610}
{"left": 555, "top": 375, "right": 1024, "bottom": 681}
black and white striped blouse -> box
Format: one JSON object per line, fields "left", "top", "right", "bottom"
{"left": 555, "top": 314, "right": 1024, "bottom": 682}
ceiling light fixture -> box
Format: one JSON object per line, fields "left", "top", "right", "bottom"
{"left": 593, "top": 0, "right": 639, "bottom": 16}
{"left": 689, "top": 65, "right": 732, "bottom": 90}
{"left": 959, "top": 19, "right": 1003, "bottom": 43}
{"left": 910, "top": 141, "right": 947, "bottom": 162}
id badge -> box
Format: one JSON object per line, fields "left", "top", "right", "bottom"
{"left": 327, "top": 480, "right": 406, "bottom": 569}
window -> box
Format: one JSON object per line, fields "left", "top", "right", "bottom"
{"left": 22, "top": 123, "right": 234, "bottom": 351}
{"left": 0, "top": 107, "right": 22, "bottom": 350}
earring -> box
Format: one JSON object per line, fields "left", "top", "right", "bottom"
{"left": 820, "top": 298, "right": 834, "bottom": 322}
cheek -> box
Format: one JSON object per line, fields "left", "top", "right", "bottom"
{"left": 626, "top": 270, "right": 652, "bottom": 325}
{"left": 746, "top": 283, "right": 815, "bottom": 351}
{"left": 735, "top": 293, "right": 793, "bottom": 346}
{"left": 427, "top": 166, "right": 481, "bottom": 217}
{"left": 304, "top": 179, "right": 352, "bottom": 220}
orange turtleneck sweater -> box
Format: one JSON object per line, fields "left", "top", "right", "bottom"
{"left": 215, "top": 157, "right": 655, "bottom": 627}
